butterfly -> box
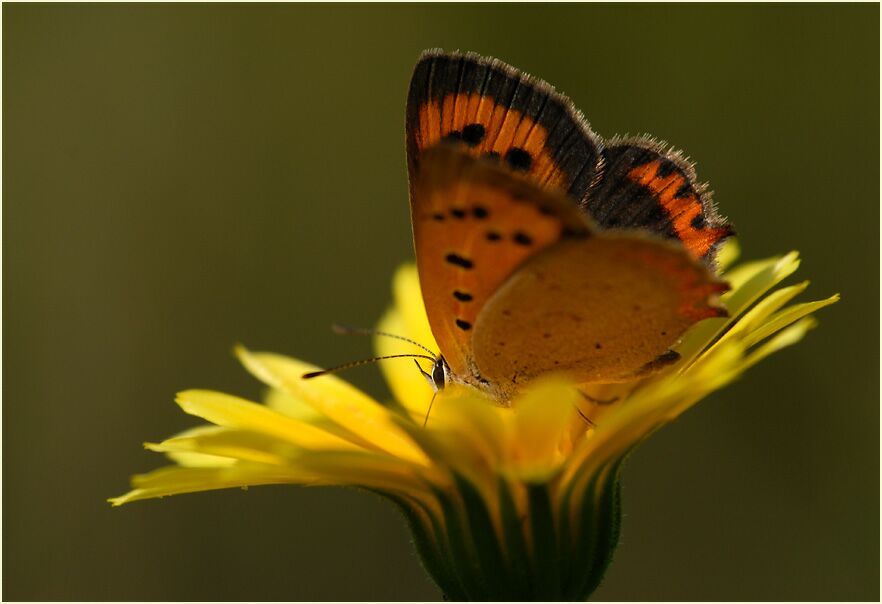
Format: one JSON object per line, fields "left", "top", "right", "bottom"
{"left": 402, "top": 50, "right": 732, "bottom": 402}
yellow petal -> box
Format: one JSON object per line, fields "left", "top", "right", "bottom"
{"left": 375, "top": 264, "right": 443, "bottom": 421}
{"left": 395, "top": 387, "right": 505, "bottom": 494}
{"left": 737, "top": 316, "right": 818, "bottom": 373}
{"left": 262, "top": 386, "right": 386, "bottom": 446}
{"left": 724, "top": 251, "right": 801, "bottom": 316}
{"left": 715, "top": 237, "right": 741, "bottom": 272}
{"left": 153, "top": 426, "right": 244, "bottom": 467}
{"left": 263, "top": 387, "right": 323, "bottom": 421}
{"left": 391, "top": 263, "right": 438, "bottom": 352}
{"left": 742, "top": 294, "right": 839, "bottom": 348}
{"left": 110, "top": 446, "right": 435, "bottom": 506}
{"left": 167, "top": 450, "right": 236, "bottom": 468}
{"left": 722, "top": 251, "right": 797, "bottom": 295}
{"left": 431, "top": 388, "right": 507, "bottom": 465}
{"left": 508, "top": 379, "right": 580, "bottom": 480}
{"left": 294, "top": 450, "right": 440, "bottom": 497}
{"left": 146, "top": 427, "right": 302, "bottom": 466}
{"left": 596, "top": 313, "right": 819, "bottom": 473}
{"left": 693, "top": 281, "right": 813, "bottom": 361}
{"left": 144, "top": 426, "right": 236, "bottom": 468}
{"left": 678, "top": 252, "right": 801, "bottom": 365}
{"left": 563, "top": 338, "right": 749, "bottom": 492}
{"left": 108, "top": 463, "right": 317, "bottom": 506}
{"left": 164, "top": 450, "right": 237, "bottom": 468}
{"left": 235, "top": 347, "right": 429, "bottom": 466}
{"left": 175, "top": 390, "right": 362, "bottom": 452}
{"left": 375, "top": 305, "right": 434, "bottom": 418}
{"left": 731, "top": 281, "right": 812, "bottom": 333}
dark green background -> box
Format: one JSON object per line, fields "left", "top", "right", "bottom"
{"left": 4, "top": 4, "right": 878, "bottom": 601}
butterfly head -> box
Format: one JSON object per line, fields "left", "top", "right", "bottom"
{"left": 303, "top": 325, "right": 454, "bottom": 395}
{"left": 416, "top": 355, "right": 450, "bottom": 393}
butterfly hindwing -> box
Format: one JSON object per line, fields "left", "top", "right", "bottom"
{"left": 406, "top": 49, "right": 603, "bottom": 204}
{"left": 410, "top": 144, "right": 594, "bottom": 380}
{"left": 585, "top": 138, "right": 734, "bottom": 265}
{"left": 472, "top": 233, "right": 728, "bottom": 397}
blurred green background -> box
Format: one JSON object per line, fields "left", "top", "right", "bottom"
{"left": 4, "top": 4, "right": 878, "bottom": 601}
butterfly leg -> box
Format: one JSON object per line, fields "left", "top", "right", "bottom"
{"left": 575, "top": 405, "right": 596, "bottom": 428}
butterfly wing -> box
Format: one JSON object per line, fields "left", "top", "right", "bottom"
{"left": 411, "top": 145, "right": 727, "bottom": 396}
{"left": 585, "top": 137, "right": 734, "bottom": 265}
{"left": 406, "top": 49, "right": 603, "bottom": 203}
{"left": 406, "top": 51, "right": 732, "bottom": 398}
{"left": 410, "top": 144, "right": 594, "bottom": 380}
{"left": 406, "top": 52, "right": 733, "bottom": 266}
{"left": 472, "top": 233, "right": 728, "bottom": 395}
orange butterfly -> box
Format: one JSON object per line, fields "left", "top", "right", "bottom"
{"left": 404, "top": 50, "right": 732, "bottom": 402}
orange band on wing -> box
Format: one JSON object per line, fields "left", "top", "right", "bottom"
{"left": 417, "top": 94, "right": 567, "bottom": 192}
{"left": 627, "top": 160, "right": 730, "bottom": 259}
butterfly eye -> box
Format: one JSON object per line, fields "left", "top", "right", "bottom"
{"left": 431, "top": 358, "right": 447, "bottom": 390}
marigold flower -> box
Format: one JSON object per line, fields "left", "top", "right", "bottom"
{"left": 111, "top": 241, "right": 837, "bottom": 600}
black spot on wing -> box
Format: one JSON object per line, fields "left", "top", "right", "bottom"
{"left": 462, "top": 123, "right": 486, "bottom": 146}
{"left": 505, "top": 147, "right": 532, "bottom": 171}
{"left": 561, "top": 227, "right": 585, "bottom": 238}
{"left": 655, "top": 160, "right": 677, "bottom": 178}
{"left": 445, "top": 253, "right": 473, "bottom": 269}
{"left": 513, "top": 231, "right": 533, "bottom": 246}
{"left": 407, "top": 52, "right": 602, "bottom": 202}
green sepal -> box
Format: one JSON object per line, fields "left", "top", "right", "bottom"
{"left": 496, "top": 478, "right": 534, "bottom": 599}
{"left": 382, "top": 462, "right": 625, "bottom": 601}
{"left": 527, "top": 483, "right": 562, "bottom": 600}
{"left": 565, "top": 460, "right": 624, "bottom": 600}
{"left": 380, "top": 492, "right": 468, "bottom": 602}
{"left": 431, "top": 482, "right": 492, "bottom": 599}
{"left": 451, "top": 474, "right": 514, "bottom": 600}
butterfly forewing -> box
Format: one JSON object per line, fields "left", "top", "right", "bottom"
{"left": 411, "top": 145, "right": 593, "bottom": 379}
{"left": 407, "top": 50, "right": 603, "bottom": 203}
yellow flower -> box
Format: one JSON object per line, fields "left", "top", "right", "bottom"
{"left": 110, "top": 241, "right": 837, "bottom": 600}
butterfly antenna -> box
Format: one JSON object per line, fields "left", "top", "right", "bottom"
{"left": 423, "top": 391, "right": 438, "bottom": 428}
{"left": 331, "top": 323, "right": 437, "bottom": 357}
{"left": 302, "top": 354, "right": 437, "bottom": 379}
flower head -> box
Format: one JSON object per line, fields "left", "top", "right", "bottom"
{"left": 111, "top": 241, "right": 837, "bottom": 600}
